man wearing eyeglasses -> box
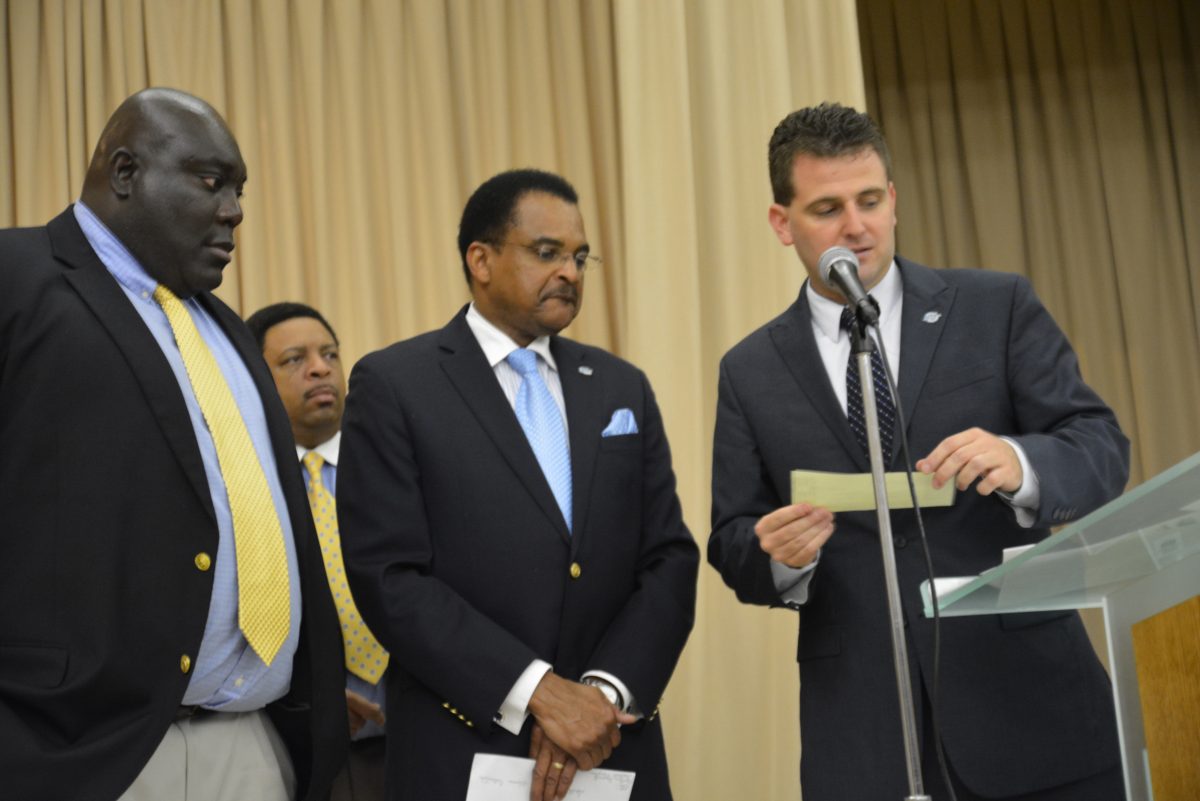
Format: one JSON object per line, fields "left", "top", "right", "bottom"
{"left": 337, "top": 169, "right": 699, "bottom": 801}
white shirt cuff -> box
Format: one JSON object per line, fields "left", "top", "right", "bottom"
{"left": 495, "top": 659, "right": 552, "bottom": 735}
{"left": 997, "top": 437, "right": 1040, "bottom": 528}
{"left": 772, "top": 556, "right": 818, "bottom": 606}
{"left": 580, "top": 669, "right": 641, "bottom": 717}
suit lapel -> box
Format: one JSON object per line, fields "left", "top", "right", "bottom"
{"left": 438, "top": 311, "right": 571, "bottom": 542}
{"left": 553, "top": 338, "right": 602, "bottom": 554}
{"left": 895, "top": 258, "right": 954, "bottom": 437}
{"left": 51, "top": 209, "right": 216, "bottom": 521}
{"left": 770, "top": 287, "right": 869, "bottom": 469}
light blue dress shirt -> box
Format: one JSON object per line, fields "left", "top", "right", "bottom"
{"left": 74, "top": 202, "right": 302, "bottom": 711}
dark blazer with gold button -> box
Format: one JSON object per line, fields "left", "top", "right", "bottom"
{"left": 338, "top": 307, "right": 699, "bottom": 801}
{"left": 708, "top": 258, "right": 1130, "bottom": 799}
{"left": 0, "top": 209, "right": 347, "bottom": 801}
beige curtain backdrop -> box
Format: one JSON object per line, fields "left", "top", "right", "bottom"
{"left": 11, "top": 1, "right": 1195, "bottom": 797}
{"left": 858, "top": 0, "right": 1200, "bottom": 484}
{"left": 1, "top": 1, "right": 867, "bottom": 798}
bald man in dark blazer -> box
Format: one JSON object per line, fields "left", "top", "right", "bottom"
{"left": 0, "top": 89, "right": 345, "bottom": 801}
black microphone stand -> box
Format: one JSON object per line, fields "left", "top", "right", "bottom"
{"left": 848, "top": 308, "right": 930, "bottom": 801}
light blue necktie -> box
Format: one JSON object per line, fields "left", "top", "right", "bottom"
{"left": 506, "top": 348, "right": 573, "bottom": 532}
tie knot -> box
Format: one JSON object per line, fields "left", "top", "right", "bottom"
{"left": 302, "top": 450, "right": 324, "bottom": 479}
{"left": 839, "top": 306, "right": 856, "bottom": 333}
{"left": 153, "top": 284, "right": 180, "bottom": 310}
{"left": 839, "top": 295, "right": 881, "bottom": 334}
{"left": 506, "top": 348, "right": 541, "bottom": 377}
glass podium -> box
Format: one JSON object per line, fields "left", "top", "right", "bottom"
{"left": 920, "top": 450, "right": 1200, "bottom": 801}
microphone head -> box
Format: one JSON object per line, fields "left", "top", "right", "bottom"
{"left": 818, "top": 246, "right": 859, "bottom": 284}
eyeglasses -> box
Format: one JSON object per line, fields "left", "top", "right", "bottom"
{"left": 511, "top": 242, "right": 602, "bottom": 273}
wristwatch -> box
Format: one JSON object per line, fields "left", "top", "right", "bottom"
{"left": 581, "top": 676, "right": 624, "bottom": 711}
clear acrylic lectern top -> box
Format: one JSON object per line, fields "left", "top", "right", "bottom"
{"left": 922, "top": 450, "right": 1200, "bottom": 618}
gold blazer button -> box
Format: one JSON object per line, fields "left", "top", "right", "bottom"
{"left": 569, "top": 562, "right": 582, "bottom": 579}
{"left": 180, "top": 654, "right": 192, "bottom": 674}
{"left": 194, "top": 552, "right": 212, "bottom": 571}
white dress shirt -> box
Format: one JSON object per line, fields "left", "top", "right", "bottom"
{"left": 774, "top": 262, "right": 1041, "bottom": 605}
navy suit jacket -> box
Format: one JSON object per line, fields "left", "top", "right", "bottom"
{"left": 0, "top": 209, "right": 347, "bottom": 801}
{"left": 709, "top": 258, "right": 1129, "bottom": 798}
{"left": 337, "top": 308, "right": 699, "bottom": 801}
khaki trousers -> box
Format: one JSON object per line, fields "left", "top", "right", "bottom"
{"left": 119, "top": 710, "right": 296, "bottom": 801}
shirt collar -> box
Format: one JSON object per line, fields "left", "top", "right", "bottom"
{"left": 805, "top": 258, "right": 902, "bottom": 344}
{"left": 296, "top": 430, "right": 341, "bottom": 466}
{"left": 73, "top": 201, "right": 161, "bottom": 302}
{"left": 465, "top": 303, "right": 558, "bottom": 373}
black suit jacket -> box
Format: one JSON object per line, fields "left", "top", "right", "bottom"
{"left": 337, "top": 308, "right": 699, "bottom": 801}
{"left": 0, "top": 208, "right": 347, "bottom": 801}
{"left": 709, "top": 259, "right": 1129, "bottom": 799}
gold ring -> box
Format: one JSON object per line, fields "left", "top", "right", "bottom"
{"left": 552, "top": 761, "right": 565, "bottom": 771}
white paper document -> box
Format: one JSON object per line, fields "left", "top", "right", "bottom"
{"left": 465, "top": 754, "right": 636, "bottom": 801}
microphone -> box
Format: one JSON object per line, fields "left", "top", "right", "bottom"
{"left": 818, "top": 246, "right": 878, "bottom": 326}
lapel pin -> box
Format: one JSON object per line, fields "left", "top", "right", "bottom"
{"left": 922, "top": 311, "right": 942, "bottom": 324}
{"left": 578, "top": 365, "right": 593, "bottom": 376}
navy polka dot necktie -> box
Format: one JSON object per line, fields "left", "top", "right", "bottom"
{"left": 840, "top": 305, "right": 895, "bottom": 464}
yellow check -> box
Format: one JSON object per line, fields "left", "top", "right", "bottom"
{"left": 791, "top": 470, "right": 956, "bottom": 513}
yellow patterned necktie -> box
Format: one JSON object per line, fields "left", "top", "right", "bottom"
{"left": 302, "top": 451, "right": 389, "bottom": 683}
{"left": 154, "top": 286, "right": 291, "bottom": 665}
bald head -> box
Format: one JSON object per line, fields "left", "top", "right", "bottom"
{"left": 81, "top": 88, "right": 247, "bottom": 297}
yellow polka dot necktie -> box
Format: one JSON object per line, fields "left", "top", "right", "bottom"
{"left": 302, "top": 451, "right": 389, "bottom": 683}
{"left": 154, "top": 286, "right": 291, "bottom": 665}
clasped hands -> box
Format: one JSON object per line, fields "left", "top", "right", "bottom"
{"left": 525, "top": 671, "right": 636, "bottom": 801}
{"left": 758, "top": 427, "right": 1022, "bottom": 568}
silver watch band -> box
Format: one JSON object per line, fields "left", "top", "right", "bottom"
{"left": 581, "top": 676, "right": 623, "bottom": 710}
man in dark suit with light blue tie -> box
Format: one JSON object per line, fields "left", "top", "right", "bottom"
{"left": 337, "top": 169, "right": 699, "bottom": 801}
{"left": 708, "top": 103, "right": 1130, "bottom": 800}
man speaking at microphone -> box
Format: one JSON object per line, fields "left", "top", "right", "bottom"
{"left": 707, "top": 103, "right": 1129, "bottom": 800}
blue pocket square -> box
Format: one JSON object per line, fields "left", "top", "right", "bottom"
{"left": 601, "top": 408, "right": 639, "bottom": 437}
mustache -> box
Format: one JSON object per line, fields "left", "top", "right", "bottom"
{"left": 542, "top": 287, "right": 579, "bottom": 304}
{"left": 304, "top": 384, "right": 340, "bottom": 400}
